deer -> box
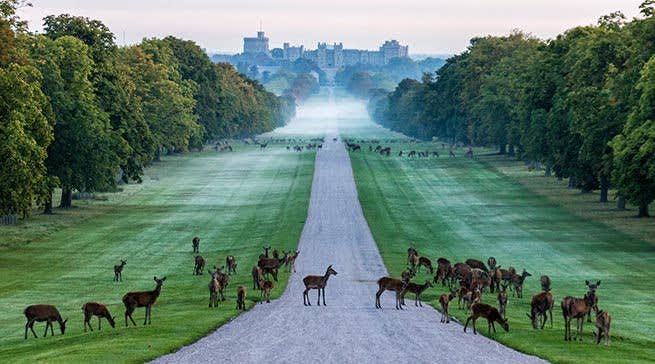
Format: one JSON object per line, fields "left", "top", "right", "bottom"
{"left": 208, "top": 269, "right": 221, "bottom": 308}
{"left": 303, "top": 265, "right": 338, "bottom": 306}
{"left": 497, "top": 283, "right": 509, "bottom": 319}
{"left": 261, "top": 246, "right": 271, "bottom": 259}
{"left": 215, "top": 266, "right": 230, "bottom": 300}
{"left": 251, "top": 265, "right": 263, "bottom": 290}
{"left": 451, "top": 262, "right": 472, "bottom": 283}
{"left": 258, "top": 275, "right": 274, "bottom": 303}
{"left": 407, "top": 247, "right": 418, "bottom": 265}
{"left": 464, "top": 303, "right": 509, "bottom": 335}
{"left": 487, "top": 256, "right": 497, "bottom": 271}
{"left": 541, "top": 275, "right": 551, "bottom": 292}
{"left": 194, "top": 255, "right": 205, "bottom": 275}
{"left": 192, "top": 236, "right": 200, "bottom": 253}
{"left": 82, "top": 302, "right": 115, "bottom": 332}
{"left": 500, "top": 266, "right": 517, "bottom": 289}
{"left": 226, "top": 255, "right": 237, "bottom": 275}
{"left": 527, "top": 291, "right": 554, "bottom": 329}
{"left": 416, "top": 256, "right": 434, "bottom": 274}
{"left": 595, "top": 309, "right": 611, "bottom": 345}
{"left": 236, "top": 285, "right": 247, "bottom": 310}
{"left": 24, "top": 305, "right": 68, "bottom": 339}
{"left": 511, "top": 269, "right": 532, "bottom": 298}
{"left": 585, "top": 280, "right": 601, "bottom": 322}
{"left": 400, "top": 280, "right": 433, "bottom": 307}
{"left": 113, "top": 260, "right": 126, "bottom": 282}
{"left": 258, "top": 252, "right": 288, "bottom": 282}
{"left": 439, "top": 289, "right": 457, "bottom": 323}
{"left": 272, "top": 249, "right": 279, "bottom": 259}
{"left": 434, "top": 257, "right": 452, "bottom": 287}
{"left": 122, "top": 276, "right": 166, "bottom": 326}
{"left": 465, "top": 258, "right": 488, "bottom": 272}
{"left": 285, "top": 251, "right": 299, "bottom": 272}
{"left": 490, "top": 265, "right": 503, "bottom": 293}
{"left": 561, "top": 292, "right": 596, "bottom": 341}
{"left": 375, "top": 277, "right": 405, "bottom": 310}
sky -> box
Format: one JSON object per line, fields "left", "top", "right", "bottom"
{"left": 19, "top": 0, "right": 645, "bottom": 55}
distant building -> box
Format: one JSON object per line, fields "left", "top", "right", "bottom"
{"left": 379, "top": 40, "right": 409, "bottom": 63}
{"left": 243, "top": 31, "right": 270, "bottom": 56}
{"left": 283, "top": 43, "right": 304, "bottom": 62}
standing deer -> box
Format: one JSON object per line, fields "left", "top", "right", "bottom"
{"left": 24, "top": 305, "right": 68, "bottom": 339}
{"left": 439, "top": 289, "right": 457, "bottom": 323}
{"left": 464, "top": 303, "right": 509, "bottom": 335}
{"left": 434, "top": 257, "right": 452, "bottom": 287}
{"left": 540, "top": 275, "right": 551, "bottom": 292}
{"left": 82, "top": 302, "right": 115, "bottom": 332}
{"left": 400, "top": 280, "right": 433, "bottom": 307}
{"left": 226, "top": 255, "right": 237, "bottom": 275}
{"left": 208, "top": 269, "right": 221, "bottom": 308}
{"left": 407, "top": 247, "right": 418, "bottom": 265}
{"left": 497, "top": 283, "right": 509, "bottom": 319}
{"left": 261, "top": 246, "right": 271, "bottom": 258}
{"left": 114, "top": 260, "right": 126, "bottom": 282}
{"left": 585, "top": 280, "right": 601, "bottom": 322}
{"left": 258, "top": 276, "right": 274, "bottom": 303}
{"left": 236, "top": 285, "right": 247, "bottom": 310}
{"left": 251, "top": 266, "right": 263, "bottom": 290}
{"left": 595, "top": 310, "right": 611, "bottom": 345}
{"left": 302, "top": 265, "right": 338, "bottom": 306}
{"left": 194, "top": 255, "right": 205, "bottom": 275}
{"left": 466, "top": 258, "right": 488, "bottom": 272}
{"left": 375, "top": 277, "right": 405, "bottom": 310}
{"left": 192, "top": 236, "right": 200, "bottom": 253}
{"left": 527, "top": 291, "right": 554, "bottom": 329}
{"left": 285, "top": 251, "right": 299, "bottom": 273}
{"left": 511, "top": 269, "right": 532, "bottom": 298}
{"left": 122, "top": 276, "right": 166, "bottom": 326}
{"left": 561, "top": 293, "right": 596, "bottom": 341}
{"left": 416, "top": 256, "right": 434, "bottom": 274}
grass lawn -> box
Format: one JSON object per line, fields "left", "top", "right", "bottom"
{"left": 0, "top": 143, "right": 314, "bottom": 363}
{"left": 342, "top": 104, "right": 655, "bottom": 363}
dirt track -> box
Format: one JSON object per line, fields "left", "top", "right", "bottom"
{"left": 153, "top": 116, "right": 547, "bottom": 363}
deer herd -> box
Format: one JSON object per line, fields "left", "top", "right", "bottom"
{"left": 375, "top": 247, "right": 611, "bottom": 344}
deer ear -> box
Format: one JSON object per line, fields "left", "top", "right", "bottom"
{"left": 154, "top": 276, "right": 157, "bottom": 281}
{"left": 526, "top": 313, "right": 531, "bottom": 319}
{"left": 162, "top": 276, "right": 167, "bottom": 281}
{"left": 63, "top": 319, "right": 68, "bottom": 324}
{"left": 596, "top": 280, "right": 601, "bottom": 286}
{"left": 585, "top": 280, "right": 590, "bottom": 286}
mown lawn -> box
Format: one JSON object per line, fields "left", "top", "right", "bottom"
{"left": 0, "top": 144, "right": 314, "bottom": 363}
{"left": 343, "top": 118, "right": 655, "bottom": 362}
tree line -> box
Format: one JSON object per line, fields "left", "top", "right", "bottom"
{"left": 0, "top": 1, "right": 295, "bottom": 217}
{"left": 368, "top": 3, "right": 655, "bottom": 217}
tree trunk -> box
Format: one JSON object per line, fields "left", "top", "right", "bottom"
{"left": 638, "top": 204, "right": 650, "bottom": 218}
{"left": 154, "top": 146, "right": 162, "bottom": 162}
{"left": 499, "top": 144, "right": 506, "bottom": 155}
{"left": 43, "top": 194, "right": 53, "bottom": 215}
{"left": 508, "top": 144, "right": 515, "bottom": 157}
{"left": 60, "top": 187, "right": 73, "bottom": 208}
{"left": 544, "top": 164, "right": 552, "bottom": 177}
{"left": 599, "top": 175, "right": 609, "bottom": 203}
{"left": 568, "top": 176, "right": 577, "bottom": 189}
{"left": 616, "top": 196, "right": 626, "bottom": 210}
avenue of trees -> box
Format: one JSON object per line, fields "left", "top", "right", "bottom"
{"left": 1, "top": 1, "right": 295, "bottom": 217}
{"left": 368, "top": 3, "right": 655, "bottom": 217}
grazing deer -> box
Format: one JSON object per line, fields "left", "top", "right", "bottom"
{"left": 82, "top": 302, "right": 115, "bottom": 332}
{"left": 251, "top": 265, "right": 263, "bottom": 289}
{"left": 408, "top": 150, "right": 416, "bottom": 157}
{"left": 449, "top": 149, "right": 456, "bottom": 157}
{"left": 511, "top": 269, "right": 532, "bottom": 298}
{"left": 500, "top": 266, "right": 517, "bottom": 289}
{"left": 122, "top": 276, "right": 166, "bottom": 326}
{"left": 466, "top": 258, "right": 488, "bottom": 272}
{"left": 434, "top": 257, "right": 452, "bottom": 287}
{"left": 236, "top": 285, "right": 247, "bottom": 310}
{"left": 439, "top": 289, "right": 457, "bottom": 323}
{"left": 208, "top": 269, "right": 221, "bottom": 308}
{"left": 285, "top": 251, "right": 299, "bottom": 272}
{"left": 527, "top": 291, "right": 554, "bottom": 329}
{"left": 400, "top": 280, "right": 433, "bottom": 307}
{"left": 595, "top": 309, "right": 611, "bottom": 345}
{"left": 464, "top": 303, "right": 509, "bottom": 335}
{"left": 452, "top": 262, "right": 472, "bottom": 283}
{"left": 303, "top": 265, "right": 338, "bottom": 306}
{"left": 192, "top": 236, "right": 200, "bottom": 253}
{"left": 226, "top": 255, "right": 237, "bottom": 275}
{"left": 260, "top": 142, "right": 268, "bottom": 149}
{"left": 561, "top": 293, "right": 596, "bottom": 341}
{"left": 585, "top": 280, "right": 601, "bottom": 322}
{"left": 375, "top": 277, "right": 405, "bottom": 310}
{"left": 113, "top": 260, "right": 126, "bottom": 282}
{"left": 194, "top": 255, "right": 205, "bottom": 275}
{"left": 540, "top": 275, "right": 551, "bottom": 292}
{"left": 24, "top": 305, "right": 68, "bottom": 339}
{"left": 497, "top": 283, "right": 509, "bottom": 319}
{"left": 416, "top": 256, "right": 434, "bottom": 274}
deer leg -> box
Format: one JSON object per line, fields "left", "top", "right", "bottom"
{"left": 316, "top": 288, "right": 321, "bottom": 306}
{"left": 43, "top": 320, "right": 50, "bottom": 337}
{"left": 472, "top": 318, "right": 477, "bottom": 335}
{"left": 322, "top": 288, "right": 326, "bottom": 306}
{"left": 98, "top": 316, "right": 103, "bottom": 331}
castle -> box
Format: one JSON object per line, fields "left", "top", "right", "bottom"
{"left": 240, "top": 31, "right": 408, "bottom": 70}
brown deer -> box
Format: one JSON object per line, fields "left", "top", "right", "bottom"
{"left": 226, "top": 255, "right": 237, "bottom": 275}
{"left": 375, "top": 277, "right": 405, "bottom": 310}
{"left": 24, "top": 305, "right": 68, "bottom": 339}
{"left": 303, "top": 265, "right": 338, "bottom": 306}
{"left": 251, "top": 265, "right": 263, "bottom": 290}
{"left": 258, "top": 276, "right": 274, "bottom": 303}
{"left": 511, "top": 269, "right": 532, "bottom": 298}
{"left": 439, "top": 289, "right": 457, "bottom": 323}
{"left": 215, "top": 266, "right": 229, "bottom": 300}
{"left": 261, "top": 246, "right": 271, "bottom": 258}
{"left": 258, "top": 252, "right": 287, "bottom": 282}
{"left": 285, "top": 251, "right": 299, "bottom": 272}
{"left": 192, "top": 236, "right": 200, "bottom": 253}
{"left": 585, "top": 280, "right": 601, "bottom": 322}
{"left": 122, "top": 276, "right": 166, "bottom": 326}
{"left": 490, "top": 265, "right": 503, "bottom": 293}
{"left": 82, "top": 302, "right": 116, "bottom": 332}
{"left": 540, "top": 275, "right": 551, "bottom": 292}
{"left": 208, "top": 269, "right": 221, "bottom": 308}
{"left": 527, "top": 291, "right": 554, "bottom": 329}
{"left": 434, "top": 257, "right": 452, "bottom": 287}
{"left": 236, "top": 285, "right": 247, "bottom": 310}
{"left": 466, "top": 258, "right": 488, "bottom": 272}
{"left": 595, "top": 309, "right": 611, "bottom": 345}
{"left": 113, "top": 260, "right": 126, "bottom": 282}
{"left": 487, "top": 256, "right": 497, "bottom": 271}
{"left": 407, "top": 247, "right": 418, "bottom": 265}
{"left": 272, "top": 249, "right": 280, "bottom": 259}
{"left": 561, "top": 292, "right": 596, "bottom": 341}
{"left": 416, "top": 256, "right": 434, "bottom": 274}
{"left": 464, "top": 303, "right": 509, "bottom": 335}
{"left": 497, "top": 283, "right": 509, "bottom": 319}
{"left": 452, "top": 262, "right": 472, "bottom": 282}
{"left": 194, "top": 255, "right": 205, "bottom": 275}
{"left": 400, "top": 280, "right": 433, "bottom": 307}
{"left": 500, "top": 266, "right": 517, "bottom": 288}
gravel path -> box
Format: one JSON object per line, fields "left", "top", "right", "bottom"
{"left": 153, "top": 103, "right": 547, "bottom": 364}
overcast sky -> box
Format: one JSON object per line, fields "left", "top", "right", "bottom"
{"left": 19, "top": 0, "right": 644, "bottom": 55}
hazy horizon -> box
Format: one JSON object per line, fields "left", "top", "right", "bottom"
{"left": 19, "top": 0, "right": 644, "bottom": 55}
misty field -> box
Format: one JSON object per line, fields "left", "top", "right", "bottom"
{"left": 0, "top": 144, "right": 314, "bottom": 363}
{"left": 348, "top": 139, "right": 655, "bottom": 362}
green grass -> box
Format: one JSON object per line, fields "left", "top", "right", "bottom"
{"left": 344, "top": 127, "right": 655, "bottom": 362}
{"left": 0, "top": 143, "right": 315, "bottom": 363}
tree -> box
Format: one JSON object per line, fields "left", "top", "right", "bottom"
{"left": 347, "top": 71, "right": 374, "bottom": 98}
